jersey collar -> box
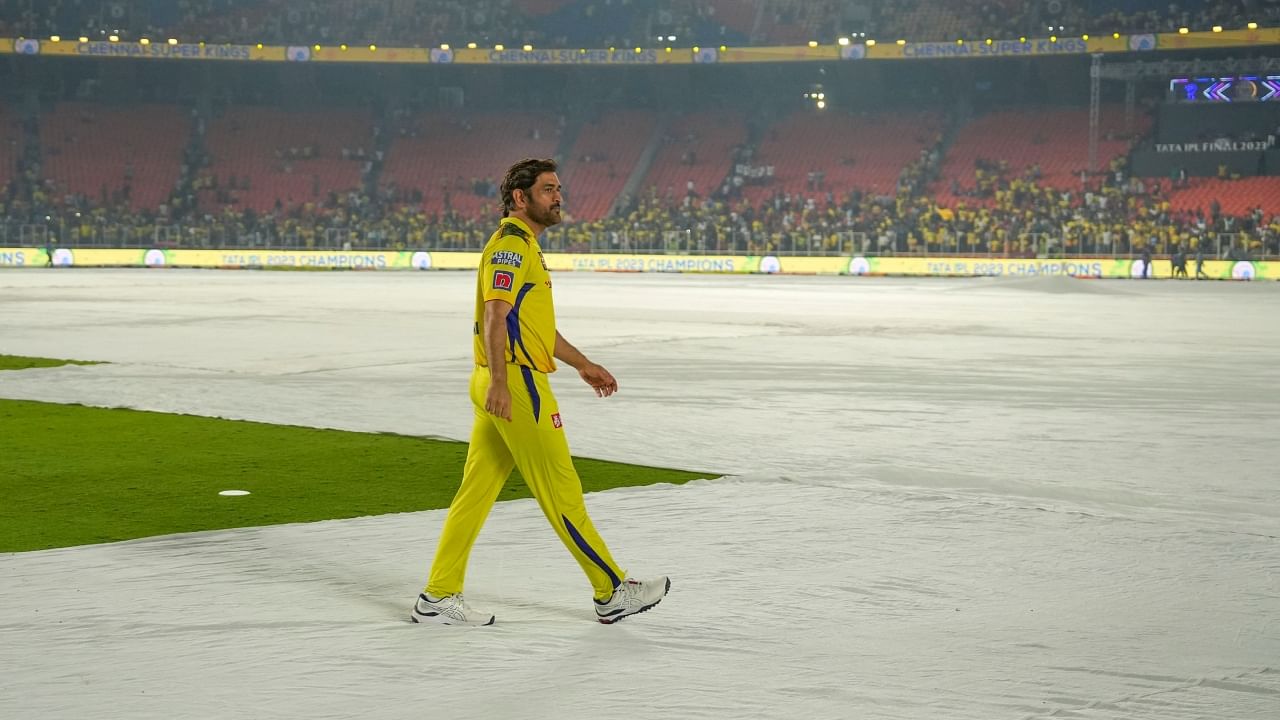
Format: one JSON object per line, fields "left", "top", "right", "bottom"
{"left": 500, "top": 216, "right": 536, "bottom": 240}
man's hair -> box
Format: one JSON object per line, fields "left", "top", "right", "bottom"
{"left": 500, "top": 158, "right": 557, "bottom": 217}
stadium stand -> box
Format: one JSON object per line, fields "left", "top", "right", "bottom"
{"left": 934, "top": 106, "right": 1149, "bottom": 206}
{"left": 6, "top": 0, "right": 1275, "bottom": 46}
{"left": 2, "top": 1, "right": 1278, "bottom": 259}
{"left": 640, "top": 110, "right": 747, "bottom": 203}
{"left": 651, "top": 0, "right": 752, "bottom": 46}
{"left": 559, "top": 110, "right": 659, "bottom": 221}
{"left": 381, "top": 111, "right": 560, "bottom": 217}
{"left": 746, "top": 111, "right": 944, "bottom": 202}
{"left": 200, "top": 106, "right": 373, "bottom": 213}
{"left": 1168, "top": 177, "right": 1280, "bottom": 217}
{"left": 0, "top": 104, "right": 19, "bottom": 189}
{"left": 39, "top": 102, "right": 190, "bottom": 212}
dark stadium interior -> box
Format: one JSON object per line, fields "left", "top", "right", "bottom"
{"left": 1, "top": 0, "right": 1277, "bottom": 259}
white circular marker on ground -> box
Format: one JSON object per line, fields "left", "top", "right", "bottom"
{"left": 218, "top": 490, "right": 251, "bottom": 496}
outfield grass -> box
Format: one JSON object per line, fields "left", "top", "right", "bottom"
{"left": 0, "top": 354, "right": 103, "bottom": 371}
{"left": 0, "top": 399, "right": 717, "bottom": 552}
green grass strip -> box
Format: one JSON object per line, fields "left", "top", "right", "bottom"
{"left": 0, "top": 399, "right": 717, "bottom": 552}
{"left": 0, "top": 355, "right": 103, "bottom": 371}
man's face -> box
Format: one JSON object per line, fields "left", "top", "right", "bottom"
{"left": 521, "top": 172, "right": 563, "bottom": 228}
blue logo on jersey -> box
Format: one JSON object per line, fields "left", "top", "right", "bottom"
{"left": 492, "top": 250, "right": 523, "bottom": 268}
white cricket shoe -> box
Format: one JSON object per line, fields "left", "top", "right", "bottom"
{"left": 594, "top": 576, "right": 671, "bottom": 624}
{"left": 410, "top": 592, "right": 495, "bottom": 626}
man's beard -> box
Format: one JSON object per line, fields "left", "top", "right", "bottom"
{"left": 529, "top": 202, "right": 562, "bottom": 228}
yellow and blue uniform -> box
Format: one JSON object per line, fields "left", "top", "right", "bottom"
{"left": 427, "top": 217, "right": 626, "bottom": 602}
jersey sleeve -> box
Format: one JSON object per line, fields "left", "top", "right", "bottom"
{"left": 480, "top": 236, "right": 531, "bottom": 303}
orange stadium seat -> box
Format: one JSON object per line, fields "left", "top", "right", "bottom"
{"left": 640, "top": 111, "right": 747, "bottom": 201}
{"left": 381, "top": 112, "right": 560, "bottom": 218}
{"left": 746, "top": 110, "right": 943, "bottom": 203}
{"left": 39, "top": 102, "right": 190, "bottom": 211}
{"left": 1168, "top": 178, "right": 1280, "bottom": 216}
{"left": 0, "top": 105, "right": 19, "bottom": 188}
{"left": 559, "top": 110, "right": 659, "bottom": 221}
{"left": 202, "top": 107, "right": 373, "bottom": 213}
{"left": 935, "top": 106, "right": 1149, "bottom": 206}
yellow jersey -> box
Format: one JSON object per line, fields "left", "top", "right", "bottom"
{"left": 474, "top": 217, "right": 557, "bottom": 373}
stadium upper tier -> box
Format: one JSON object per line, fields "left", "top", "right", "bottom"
{"left": 0, "top": 0, "right": 1275, "bottom": 47}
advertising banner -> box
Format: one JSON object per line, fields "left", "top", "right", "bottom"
{"left": 4, "top": 28, "right": 1274, "bottom": 65}
{"left": 33, "top": 39, "right": 280, "bottom": 61}
{"left": 2, "top": 249, "right": 1274, "bottom": 280}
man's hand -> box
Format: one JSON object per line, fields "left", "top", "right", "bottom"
{"left": 485, "top": 382, "right": 513, "bottom": 421}
{"left": 578, "top": 362, "right": 618, "bottom": 398}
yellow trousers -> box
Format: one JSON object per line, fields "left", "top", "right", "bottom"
{"left": 426, "top": 365, "right": 626, "bottom": 602}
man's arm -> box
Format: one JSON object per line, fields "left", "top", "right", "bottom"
{"left": 483, "top": 299, "right": 513, "bottom": 420}
{"left": 555, "top": 331, "right": 618, "bottom": 398}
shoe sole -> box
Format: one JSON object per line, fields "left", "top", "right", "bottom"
{"left": 597, "top": 577, "right": 671, "bottom": 625}
{"left": 409, "top": 611, "right": 496, "bottom": 626}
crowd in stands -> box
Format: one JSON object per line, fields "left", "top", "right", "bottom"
{"left": 2, "top": 0, "right": 1276, "bottom": 47}
{"left": 6, "top": 119, "right": 1276, "bottom": 261}
{"left": 804, "top": 1, "right": 1280, "bottom": 44}
{"left": 560, "top": 150, "right": 1277, "bottom": 259}
{"left": 2, "top": 82, "right": 1277, "bottom": 260}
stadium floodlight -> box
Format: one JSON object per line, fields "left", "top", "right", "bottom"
{"left": 1020, "top": 36, "right": 1027, "bottom": 42}
{"left": 985, "top": 38, "right": 993, "bottom": 45}
{"left": 440, "top": 44, "right": 449, "bottom": 50}
{"left": 1050, "top": 35, "right": 1057, "bottom": 42}
{"left": 956, "top": 38, "right": 964, "bottom": 45}
{"left": 1178, "top": 27, "right": 1189, "bottom": 34}
{"left": 140, "top": 38, "right": 150, "bottom": 45}
{"left": 719, "top": 45, "right": 727, "bottom": 51}
{"left": 896, "top": 39, "right": 906, "bottom": 45}
{"left": 168, "top": 38, "right": 177, "bottom": 45}
{"left": 50, "top": 35, "right": 60, "bottom": 42}
{"left": 692, "top": 46, "right": 700, "bottom": 53}
{"left": 816, "top": 100, "right": 826, "bottom": 109}
{"left": 1082, "top": 34, "right": 1089, "bottom": 40}
{"left": 108, "top": 34, "right": 119, "bottom": 42}
{"left": 312, "top": 44, "right": 319, "bottom": 51}
{"left": 1212, "top": 26, "right": 1223, "bottom": 33}
{"left": 495, "top": 44, "right": 504, "bottom": 51}
{"left": 634, "top": 47, "right": 642, "bottom": 53}
{"left": 467, "top": 42, "right": 477, "bottom": 49}
{"left": 369, "top": 45, "right": 376, "bottom": 51}
{"left": 523, "top": 44, "right": 532, "bottom": 51}
{"left": 1113, "top": 32, "right": 1121, "bottom": 39}
{"left": 665, "top": 47, "right": 671, "bottom": 53}
{"left": 1248, "top": 22, "right": 1258, "bottom": 30}
{"left": 667, "top": 35, "right": 676, "bottom": 42}
{"left": 866, "top": 39, "right": 876, "bottom": 46}
{"left": 80, "top": 36, "right": 89, "bottom": 43}
{"left": 808, "top": 40, "right": 818, "bottom": 47}
{"left": 838, "top": 37, "right": 850, "bottom": 46}
{"left": 340, "top": 44, "right": 348, "bottom": 50}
